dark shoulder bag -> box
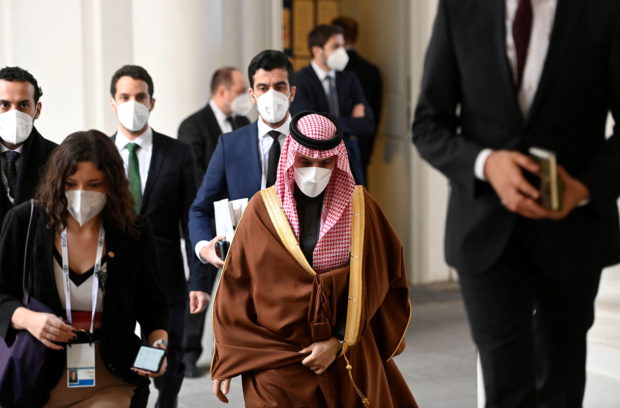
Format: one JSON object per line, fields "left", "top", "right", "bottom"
{"left": 0, "top": 200, "right": 64, "bottom": 407}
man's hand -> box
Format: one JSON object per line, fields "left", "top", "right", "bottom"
{"left": 213, "top": 378, "right": 231, "bottom": 403}
{"left": 351, "top": 103, "right": 365, "bottom": 118}
{"left": 484, "top": 150, "right": 547, "bottom": 218}
{"left": 131, "top": 341, "right": 168, "bottom": 378}
{"left": 198, "top": 235, "right": 226, "bottom": 268}
{"left": 299, "top": 337, "right": 340, "bottom": 375}
{"left": 538, "top": 166, "right": 590, "bottom": 220}
{"left": 189, "top": 291, "right": 210, "bottom": 314}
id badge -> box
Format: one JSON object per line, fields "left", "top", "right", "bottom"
{"left": 66, "top": 343, "right": 96, "bottom": 388}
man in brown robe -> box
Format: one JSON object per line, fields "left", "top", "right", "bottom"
{"left": 211, "top": 111, "right": 417, "bottom": 407}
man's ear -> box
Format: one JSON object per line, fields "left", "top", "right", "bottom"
{"left": 149, "top": 98, "right": 156, "bottom": 112}
{"left": 33, "top": 101, "right": 42, "bottom": 120}
{"left": 110, "top": 97, "right": 117, "bottom": 112}
{"left": 248, "top": 88, "right": 257, "bottom": 104}
{"left": 289, "top": 86, "right": 297, "bottom": 103}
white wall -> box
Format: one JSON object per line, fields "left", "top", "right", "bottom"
{"left": 0, "top": 0, "right": 280, "bottom": 144}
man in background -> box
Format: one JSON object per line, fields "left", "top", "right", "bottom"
{"left": 177, "top": 67, "right": 250, "bottom": 378}
{"left": 0, "top": 66, "right": 56, "bottom": 227}
{"left": 109, "top": 64, "right": 207, "bottom": 408}
{"left": 332, "top": 16, "right": 383, "bottom": 178}
{"left": 290, "top": 24, "right": 374, "bottom": 185}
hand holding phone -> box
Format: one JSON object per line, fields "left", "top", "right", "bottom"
{"left": 132, "top": 345, "right": 166, "bottom": 377}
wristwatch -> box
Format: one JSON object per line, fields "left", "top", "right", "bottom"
{"left": 152, "top": 339, "right": 168, "bottom": 349}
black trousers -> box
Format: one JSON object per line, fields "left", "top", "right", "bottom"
{"left": 182, "top": 307, "right": 206, "bottom": 364}
{"left": 458, "top": 218, "right": 602, "bottom": 408}
{"left": 153, "top": 300, "right": 186, "bottom": 408}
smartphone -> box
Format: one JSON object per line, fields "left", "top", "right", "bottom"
{"left": 133, "top": 346, "right": 166, "bottom": 373}
{"left": 216, "top": 240, "right": 230, "bottom": 262}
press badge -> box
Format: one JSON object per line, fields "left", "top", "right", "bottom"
{"left": 66, "top": 343, "right": 96, "bottom": 388}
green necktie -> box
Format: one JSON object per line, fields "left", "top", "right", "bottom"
{"left": 126, "top": 142, "right": 142, "bottom": 212}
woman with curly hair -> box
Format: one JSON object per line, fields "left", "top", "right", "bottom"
{"left": 0, "top": 129, "right": 169, "bottom": 407}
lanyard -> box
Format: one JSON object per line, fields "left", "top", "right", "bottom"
{"left": 60, "top": 226, "right": 105, "bottom": 334}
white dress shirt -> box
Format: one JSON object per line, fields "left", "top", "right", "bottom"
{"left": 114, "top": 127, "right": 153, "bottom": 193}
{"left": 0, "top": 143, "right": 24, "bottom": 203}
{"left": 311, "top": 60, "right": 337, "bottom": 98}
{"left": 475, "top": 0, "right": 557, "bottom": 181}
{"left": 209, "top": 99, "right": 233, "bottom": 134}
{"left": 194, "top": 115, "right": 291, "bottom": 264}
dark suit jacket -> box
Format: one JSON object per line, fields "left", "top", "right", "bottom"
{"left": 0, "top": 128, "right": 56, "bottom": 227}
{"left": 0, "top": 202, "right": 168, "bottom": 394}
{"left": 291, "top": 65, "right": 374, "bottom": 184}
{"left": 112, "top": 131, "right": 205, "bottom": 300}
{"left": 345, "top": 49, "right": 383, "bottom": 164}
{"left": 189, "top": 121, "right": 263, "bottom": 249}
{"left": 178, "top": 104, "right": 250, "bottom": 179}
{"left": 412, "top": 0, "right": 620, "bottom": 274}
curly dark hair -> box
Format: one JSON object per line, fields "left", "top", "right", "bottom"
{"left": 37, "top": 129, "right": 137, "bottom": 235}
{"left": 0, "top": 66, "right": 43, "bottom": 103}
{"left": 110, "top": 65, "right": 154, "bottom": 99}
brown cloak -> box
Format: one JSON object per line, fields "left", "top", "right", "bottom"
{"left": 211, "top": 186, "right": 417, "bottom": 408}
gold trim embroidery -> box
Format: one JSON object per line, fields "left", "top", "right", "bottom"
{"left": 387, "top": 298, "right": 412, "bottom": 362}
{"left": 260, "top": 186, "right": 316, "bottom": 276}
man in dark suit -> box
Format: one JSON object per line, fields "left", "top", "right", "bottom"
{"left": 290, "top": 24, "right": 374, "bottom": 185}
{"left": 178, "top": 67, "right": 250, "bottom": 179}
{"left": 189, "top": 50, "right": 296, "bottom": 269}
{"left": 177, "top": 67, "right": 250, "bottom": 378}
{"left": 0, "top": 66, "right": 56, "bottom": 227}
{"left": 412, "top": 1, "right": 620, "bottom": 407}
{"left": 109, "top": 65, "right": 207, "bottom": 408}
{"left": 332, "top": 16, "right": 383, "bottom": 176}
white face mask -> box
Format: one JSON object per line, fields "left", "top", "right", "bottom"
{"left": 256, "top": 89, "right": 290, "bottom": 124}
{"left": 0, "top": 109, "right": 34, "bottom": 145}
{"left": 115, "top": 100, "right": 150, "bottom": 132}
{"left": 326, "top": 47, "right": 349, "bottom": 72}
{"left": 65, "top": 190, "right": 107, "bottom": 226}
{"left": 294, "top": 167, "right": 333, "bottom": 198}
{"left": 231, "top": 93, "right": 256, "bottom": 118}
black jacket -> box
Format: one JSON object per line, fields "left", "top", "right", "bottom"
{"left": 0, "top": 202, "right": 169, "bottom": 397}
{"left": 178, "top": 104, "right": 250, "bottom": 180}
{"left": 112, "top": 130, "right": 206, "bottom": 299}
{"left": 0, "top": 128, "right": 56, "bottom": 227}
{"left": 412, "top": 0, "right": 620, "bottom": 274}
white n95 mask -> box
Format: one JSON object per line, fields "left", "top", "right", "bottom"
{"left": 0, "top": 110, "right": 34, "bottom": 145}
{"left": 326, "top": 47, "right": 349, "bottom": 72}
{"left": 231, "top": 94, "right": 256, "bottom": 118}
{"left": 294, "top": 167, "right": 333, "bottom": 198}
{"left": 116, "top": 100, "right": 150, "bottom": 132}
{"left": 65, "top": 190, "right": 107, "bottom": 226}
{"left": 256, "top": 89, "right": 290, "bottom": 124}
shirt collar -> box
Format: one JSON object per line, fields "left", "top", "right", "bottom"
{"left": 257, "top": 114, "right": 291, "bottom": 139}
{"left": 115, "top": 126, "right": 153, "bottom": 151}
{"left": 209, "top": 99, "right": 230, "bottom": 123}
{"left": 311, "top": 60, "right": 336, "bottom": 82}
{"left": 0, "top": 143, "right": 24, "bottom": 154}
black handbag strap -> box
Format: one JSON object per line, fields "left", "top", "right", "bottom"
{"left": 21, "top": 199, "right": 37, "bottom": 304}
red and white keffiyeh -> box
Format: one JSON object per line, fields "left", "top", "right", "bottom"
{"left": 275, "top": 112, "right": 356, "bottom": 272}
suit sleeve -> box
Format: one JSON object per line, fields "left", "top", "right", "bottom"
{"left": 178, "top": 119, "right": 207, "bottom": 178}
{"left": 337, "top": 73, "right": 376, "bottom": 139}
{"left": 411, "top": 0, "right": 484, "bottom": 199}
{"left": 290, "top": 78, "right": 317, "bottom": 114}
{"left": 0, "top": 207, "right": 28, "bottom": 344}
{"left": 189, "top": 137, "right": 228, "bottom": 250}
{"left": 134, "top": 218, "right": 169, "bottom": 335}
{"left": 577, "top": 15, "right": 620, "bottom": 214}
